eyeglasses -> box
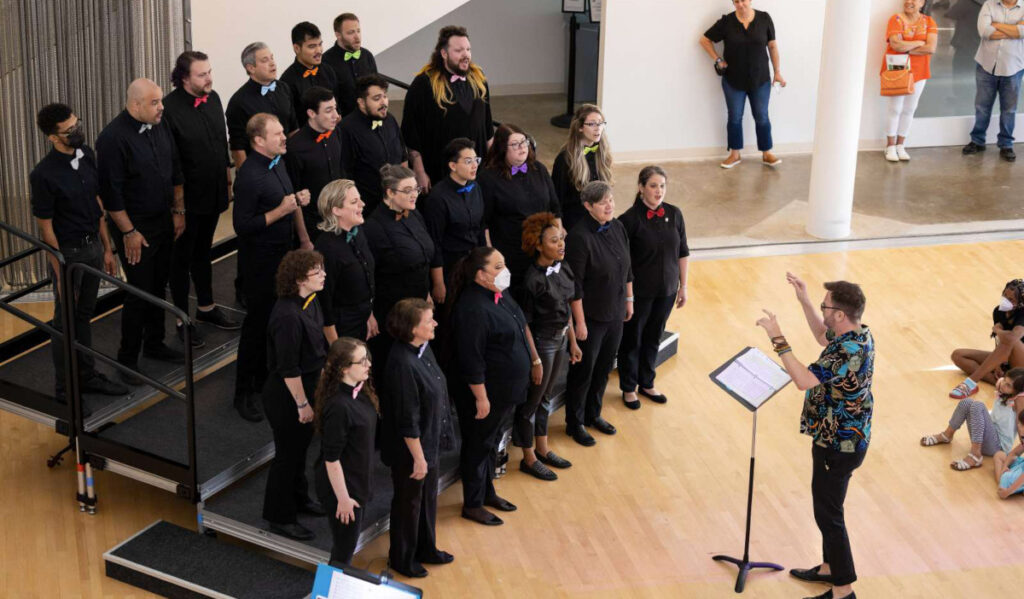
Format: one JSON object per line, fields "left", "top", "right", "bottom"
{"left": 307, "top": 267, "right": 325, "bottom": 277}
{"left": 348, "top": 356, "right": 371, "bottom": 366}
{"left": 457, "top": 157, "right": 482, "bottom": 165}
{"left": 508, "top": 139, "right": 531, "bottom": 150}
{"left": 395, "top": 186, "right": 422, "bottom": 196}
{"left": 57, "top": 121, "right": 83, "bottom": 136}
{"left": 583, "top": 121, "right": 607, "bottom": 128}
{"left": 820, "top": 303, "right": 840, "bottom": 312}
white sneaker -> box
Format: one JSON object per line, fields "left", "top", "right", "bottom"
{"left": 895, "top": 145, "right": 911, "bottom": 161}
{"left": 884, "top": 145, "right": 899, "bottom": 162}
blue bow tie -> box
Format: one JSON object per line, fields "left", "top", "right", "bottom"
{"left": 268, "top": 155, "right": 281, "bottom": 169}
{"left": 260, "top": 81, "right": 277, "bottom": 96}
{"left": 346, "top": 227, "right": 359, "bottom": 243}
{"left": 456, "top": 182, "right": 475, "bottom": 194}
{"left": 596, "top": 223, "right": 611, "bottom": 233}
{"left": 546, "top": 262, "right": 561, "bottom": 276}
{"left": 417, "top": 341, "right": 428, "bottom": 358}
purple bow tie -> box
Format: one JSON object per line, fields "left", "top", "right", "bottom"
{"left": 509, "top": 163, "right": 527, "bottom": 176}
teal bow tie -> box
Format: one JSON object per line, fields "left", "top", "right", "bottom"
{"left": 344, "top": 49, "right": 361, "bottom": 61}
{"left": 268, "top": 155, "right": 281, "bottom": 169}
{"left": 346, "top": 227, "right": 359, "bottom": 243}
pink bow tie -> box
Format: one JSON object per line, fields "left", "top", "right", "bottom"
{"left": 352, "top": 382, "right": 364, "bottom": 399}
{"left": 494, "top": 291, "right": 502, "bottom": 304}
{"left": 450, "top": 74, "right": 467, "bottom": 83}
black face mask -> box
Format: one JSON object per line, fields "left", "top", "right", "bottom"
{"left": 64, "top": 126, "right": 86, "bottom": 149}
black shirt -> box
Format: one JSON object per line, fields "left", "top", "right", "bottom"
{"left": 316, "top": 381, "right": 378, "bottom": 503}
{"left": 314, "top": 228, "right": 375, "bottom": 328}
{"left": 225, "top": 78, "right": 299, "bottom": 152}
{"left": 422, "top": 176, "right": 486, "bottom": 272}
{"left": 619, "top": 198, "right": 689, "bottom": 298}
{"left": 479, "top": 163, "right": 561, "bottom": 282}
{"left": 565, "top": 215, "right": 633, "bottom": 323}
{"left": 363, "top": 205, "right": 437, "bottom": 317}
{"left": 280, "top": 59, "right": 339, "bottom": 123}
{"left": 30, "top": 146, "right": 102, "bottom": 244}
{"left": 338, "top": 110, "right": 407, "bottom": 215}
{"left": 161, "top": 86, "right": 230, "bottom": 214}
{"left": 96, "top": 110, "right": 183, "bottom": 217}
{"left": 452, "top": 284, "right": 531, "bottom": 406}
{"left": 322, "top": 43, "right": 378, "bottom": 116}
{"left": 267, "top": 293, "right": 328, "bottom": 377}
{"left": 551, "top": 148, "right": 599, "bottom": 232}
{"left": 382, "top": 342, "right": 448, "bottom": 467}
{"left": 993, "top": 307, "right": 1024, "bottom": 341}
{"left": 284, "top": 124, "right": 345, "bottom": 232}
{"left": 232, "top": 151, "right": 295, "bottom": 247}
{"left": 520, "top": 261, "right": 576, "bottom": 339}
{"left": 704, "top": 10, "right": 776, "bottom": 91}
{"left": 401, "top": 72, "right": 494, "bottom": 183}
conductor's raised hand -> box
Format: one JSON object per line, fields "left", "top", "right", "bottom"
{"left": 786, "top": 271, "right": 808, "bottom": 299}
{"left": 756, "top": 309, "right": 783, "bottom": 338}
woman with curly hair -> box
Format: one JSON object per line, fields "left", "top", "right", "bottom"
{"left": 950, "top": 279, "right": 1024, "bottom": 399}
{"left": 551, "top": 104, "right": 613, "bottom": 231}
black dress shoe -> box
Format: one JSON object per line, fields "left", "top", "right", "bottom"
{"left": 117, "top": 363, "right": 145, "bottom": 386}
{"left": 390, "top": 562, "right": 429, "bottom": 578}
{"left": 484, "top": 494, "right": 517, "bottom": 512}
{"left": 587, "top": 417, "right": 616, "bottom": 435}
{"left": 568, "top": 425, "right": 596, "bottom": 447}
{"left": 176, "top": 322, "right": 206, "bottom": 349}
{"left": 234, "top": 393, "right": 264, "bottom": 422}
{"left": 805, "top": 591, "right": 856, "bottom": 599}
{"left": 962, "top": 141, "right": 986, "bottom": 154}
{"left": 268, "top": 521, "right": 315, "bottom": 540}
{"left": 461, "top": 506, "right": 503, "bottom": 526}
{"left": 790, "top": 565, "right": 833, "bottom": 584}
{"left": 196, "top": 306, "right": 242, "bottom": 330}
{"left": 520, "top": 458, "right": 557, "bottom": 481}
{"left": 143, "top": 343, "right": 186, "bottom": 364}
{"left": 298, "top": 500, "right": 326, "bottom": 516}
{"left": 638, "top": 388, "right": 668, "bottom": 404}
{"left": 417, "top": 550, "right": 454, "bottom": 565}
{"left": 80, "top": 372, "right": 129, "bottom": 396}
{"left": 536, "top": 450, "right": 572, "bottom": 469}
{"left": 1001, "top": 147, "right": 1017, "bottom": 162}
{"left": 622, "top": 392, "right": 641, "bottom": 410}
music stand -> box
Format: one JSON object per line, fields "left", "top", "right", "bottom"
{"left": 708, "top": 347, "right": 790, "bottom": 593}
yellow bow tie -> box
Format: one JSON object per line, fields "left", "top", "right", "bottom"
{"left": 583, "top": 143, "right": 598, "bottom": 155}
{"left": 371, "top": 120, "right": 383, "bottom": 130}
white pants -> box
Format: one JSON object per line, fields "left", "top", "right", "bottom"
{"left": 885, "top": 79, "right": 927, "bottom": 139}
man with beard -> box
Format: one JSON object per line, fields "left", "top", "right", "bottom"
{"left": 285, "top": 86, "right": 344, "bottom": 244}
{"left": 163, "top": 51, "right": 240, "bottom": 351}
{"left": 226, "top": 42, "right": 299, "bottom": 170}
{"left": 280, "top": 22, "right": 338, "bottom": 125}
{"left": 31, "top": 103, "right": 127, "bottom": 403}
{"left": 322, "top": 12, "right": 378, "bottom": 116}
{"left": 338, "top": 74, "right": 407, "bottom": 215}
{"left": 756, "top": 274, "right": 873, "bottom": 599}
{"left": 402, "top": 25, "right": 494, "bottom": 192}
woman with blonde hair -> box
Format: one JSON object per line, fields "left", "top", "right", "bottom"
{"left": 551, "top": 104, "right": 613, "bottom": 231}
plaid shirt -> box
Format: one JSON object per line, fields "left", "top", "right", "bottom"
{"left": 802, "top": 325, "right": 875, "bottom": 453}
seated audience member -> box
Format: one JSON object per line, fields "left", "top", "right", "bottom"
{"left": 338, "top": 75, "right": 407, "bottom": 215}
{"left": 280, "top": 22, "right": 338, "bottom": 124}
{"left": 261, "top": 250, "right": 328, "bottom": 541}
{"left": 314, "top": 337, "right": 377, "bottom": 566}
{"left": 950, "top": 279, "right": 1024, "bottom": 399}
{"left": 322, "top": 12, "right": 379, "bottom": 116}
{"left": 880, "top": 0, "right": 937, "bottom": 162}
{"left": 922, "top": 368, "right": 1024, "bottom": 470}
{"left": 551, "top": 104, "right": 613, "bottom": 231}
{"left": 995, "top": 411, "right": 1024, "bottom": 498}
{"left": 285, "top": 86, "right": 344, "bottom": 244}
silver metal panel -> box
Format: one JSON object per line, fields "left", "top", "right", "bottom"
{"left": 103, "top": 459, "right": 180, "bottom": 493}
{"left": 0, "top": 397, "right": 57, "bottom": 427}
{"left": 198, "top": 442, "right": 275, "bottom": 501}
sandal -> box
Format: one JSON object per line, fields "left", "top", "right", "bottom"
{"left": 949, "top": 382, "right": 978, "bottom": 400}
{"left": 951, "top": 453, "right": 983, "bottom": 471}
{"left": 920, "top": 432, "right": 950, "bottom": 446}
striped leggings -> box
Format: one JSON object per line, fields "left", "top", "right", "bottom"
{"left": 949, "top": 399, "right": 1001, "bottom": 456}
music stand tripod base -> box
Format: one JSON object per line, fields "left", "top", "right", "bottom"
{"left": 711, "top": 554, "right": 783, "bottom": 593}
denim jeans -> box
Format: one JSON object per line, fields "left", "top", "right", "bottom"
{"left": 722, "top": 78, "right": 773, "bottom": 151}
{"left": 970, "top": 63, "right": 1024, "bottom": 148}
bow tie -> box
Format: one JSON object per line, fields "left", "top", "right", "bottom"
{"left": 302, "top": 292, "right": 317, "bottom": 311}
{"left": 596, "top": 223, "right": 611, "bottom": 233}
{"left": 344, "top": 49, "right": 361, "bottom": 61}
{"left": 302, "top": 67, "right": 319, "bottom": 78}
{"left": 316, "top": 129, "right": 333, "bottom": 143}
{"left": 646, "top": 206, "right": 665, "bottom": 220}
{"left": 138, "top": 123, "right": 152, "bottom": 134}
{"left": 193, "top": 94, "right": 209, "bottom": 108}
{"left": 546, "top": 262, "right": 561, "bottom": 276}
{"left": 260, "top": 81, "right": 277, "bottom": 95}
{"left": 393, "top": 209, "right": 410, "bottom": 221}
{"left": 417, "top": 342, "right": 428, "bottom": 358}
{"left": 583, "top": 143, "right": 599, "bottom": 155}
{"left": 352, "top": 381, "right": 364, "bottom": 399}
{"left": 268, "top": 155, "right": 281, "bottom": 169}
{"left": 345, "top": 227, "right": 359, "bottom": 243}
{"left": 456, "top": 182, "right": 475, "bottom": 194}
{"left": 371, "top": 120, "right": 383, "bottom": 130}
{"left": 450, "top": 74, "right": 467, "bottom": 83}
{"left": 70, "top": 148, "right": 85, "bottom": 171}
{"left": 509, "top": 163, "right": 528, "bottom": 176}
{"left": 493, "top": 291, "right": 502, "bottom": 304}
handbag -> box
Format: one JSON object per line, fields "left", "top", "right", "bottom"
{"left": 881, "top": 53, "right": 915, "bottom": 96}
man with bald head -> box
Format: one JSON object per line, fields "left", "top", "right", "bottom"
{"left": 97, "top": 78, "right": 186, "bottom": 384}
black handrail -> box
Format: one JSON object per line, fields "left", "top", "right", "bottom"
{"left": 379, "top": 73, "right": 411, "bottom": 91}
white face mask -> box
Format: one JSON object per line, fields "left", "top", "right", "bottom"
{"left": 493, "top": 267, "right": 511, "bottom": 292}
{"left": 998, "top": 297, "right": 1015, "bottom": 312}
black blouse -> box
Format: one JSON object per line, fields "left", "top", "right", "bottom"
{"left": 225, "top": 78, "right": 298, "bottom": 153}
{"left": 284, "top": 123, "right": 345, "bottom": 233}
{"left": 232, "top": 152, "right": 295, "bottom": 247}
{"left": 550, "top": 149, "right": 599, "bottom": 232}
{"left": 161, "top": 87, "right": 230, "bottom": 215}
{"left": 452, "top": 284, "right": 532, "bottom": 406}
{"left": 266, "top": 293, "right": 328, "bottom": 378}
{"left": 316, "top": 381, "right": 378, "bottom": 504}
{"left": 322, "top": 44, "right": 379, "bottom": 116}
{"left": 422, "top": 176, "right": 486, "bottom": 272}
{"left": 362, "top": 204, "right": 438, "bottom": 315}
{"left": 565, "top": 215, "right": 633, "bottom": 323}
{"left": 618, "top": 198, "right": 689, "bottom": 298}
{"left": 520, "top": 261, "right": 576, "bottom": 339}
{"left": 95, "top": 110, "right": 183, "bottom": 217}
{"left": 30, "top": 147, "right": 102, "bottom": 245}
{"left": 338, "top": 111, "right": 406, "bottom": 215}
{"left": 704, "top": 10, "right": 776, "bottom": 92}
{"left": 314, "top": 228, "right": 375, "bottom": 328}
{"left": 382, "top": 342, "right": 448, "bottom": 467}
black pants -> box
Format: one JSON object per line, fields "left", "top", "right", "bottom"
{"left": 261, "top": 371, "right": 318, "bottom": 524}
{"left": 169, "top": 211, "right": 219, "bottom": 312}
{"left": 453, "top": 383, "right": 516, "bottom": 508}
{"left": 512, "top": 333, "right": 567, "bottom": 448}
{"left": 50, "top": 237, "right": 103, "bottom": 397}
{"left": 110, "top": 214, "right": 172, "bottom": 365}
{"left": 618, "top": 294, "right": 674, "bottom": 392}
{"left": 235, "top": 242, "right": 289, "bottom": 396}
{"left": 565, "top": 318, "right": 623, "bottom": 428}
{"left": 811, "top": 444, "right": 867, "bottom": 587}
{"left": 389, "top": 453, "right": 440, "bottom": 572}
{"left": 314, "top": 465, "right": 363, "bottom": 565}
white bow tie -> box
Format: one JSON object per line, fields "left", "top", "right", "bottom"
{"left": 138, "top": 123, "right": 152, "bottom": 134}
{"left": 70, "top": 148, "right": 85, "bottom": 171}
{"left": 546, "top": 262, "right": 561, "bottom": 276}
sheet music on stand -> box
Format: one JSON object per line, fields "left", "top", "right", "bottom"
{"left": 709, "top": 347, "right": 791, "bottom": 411}
{"left": 311, "top": 563, "right": 423, "bottom": 599}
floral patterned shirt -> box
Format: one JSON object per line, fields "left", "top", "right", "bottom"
{"left": 801, "top": 325, "right": 874, "bottom": 453}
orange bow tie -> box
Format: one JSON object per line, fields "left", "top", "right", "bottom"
{"left": 303, "top": 67, "right": 318, "bottom": 78}
{"left": 316, "top": 130, "right": 333, "bottom": 143}
{"left": 393, "top": 209, "right": 410, "bottom": 221}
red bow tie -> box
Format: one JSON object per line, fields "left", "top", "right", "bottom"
{"left": 316, "top": 130, "right": 333, "bottom": 143}
{"left": 646, "top": 206, "right": 665, "bottom": 220}
{"left": 303, "top": 67, "right": 319, "bottom": 78}
{"left": 193, "top": 94, "right": 209, "bottom": 108}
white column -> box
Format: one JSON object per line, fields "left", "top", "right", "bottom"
{"left": 806, "top": 0, "right": 872, "bottom": 239}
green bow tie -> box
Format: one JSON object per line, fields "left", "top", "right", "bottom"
{"left": 344, "top": 49, "right": 361, "bottom": 61}
{"left": 583, "top": 143, "right": 599, "bottom": 156}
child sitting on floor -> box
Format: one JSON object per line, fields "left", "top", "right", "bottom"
{"left": 996, "top": 410, "right": 1024, "bottom": 499}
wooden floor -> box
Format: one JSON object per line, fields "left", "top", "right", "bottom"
{"left": 3, "top": 240, "right": 1024, "bottom": 598}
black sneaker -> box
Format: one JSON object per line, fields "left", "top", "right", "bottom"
{"left": 962, "top": 141, "right": 986, "bottom": 155}
{"left": 80, "top": 372, "right": 130, "bottom": 396}
{"left": 1001, "top": 147, "right": 1016, "bottom": 162}
{"left": 143, "top": 343, "right": 186, "bottom": 364}
{"left": 195, "top": 306, "right": 242, "bottom": 330}
{"left": 176, "top": 323, "right": 205, "bottom": 349}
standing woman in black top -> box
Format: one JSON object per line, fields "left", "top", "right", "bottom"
{"left": 699, "top": 0, "right": 786, "bottom": 169}
{"left": 383, "top": 299, "right": 455, "bottom": 578}
{"left": 617, "top": 166, "right": 689, "bottom": 409}
{"left": 479, "top": 124, "right": 561, "bottom": 292}
{"left": 315, "top": 179, "right": 376, "bottom": 342}
{"left": 564, "top": 181, "right": 634, "bottom": 448}
{"left": 550, "top": 104, "right": 613, "bottom": 232}
{"left": 514, "top": 213, "right": 582, "bottom": 481}
{"left": 314, "top": 337, "right": 377, "bottom": 566}
{"left": 262, "top": 250, "right": 329, "bottom": 541}
{"left": 446, "top": 247, "right": 537, "bottom": 526}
